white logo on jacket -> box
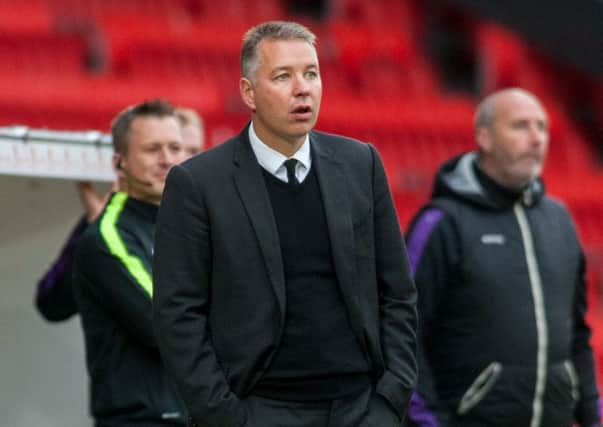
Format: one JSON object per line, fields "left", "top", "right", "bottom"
{"left": 481, "top": 234, "right": 506, "bottom": 245}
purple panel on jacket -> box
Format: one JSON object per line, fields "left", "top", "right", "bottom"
{"left": 37, "top": 217, "right": 87, "bottom": 294}
{"left": 406, "top": 208, "right": 444, "bottom": 275}
{"left": 407, "top": 392, "right": 439, "bottom": 427}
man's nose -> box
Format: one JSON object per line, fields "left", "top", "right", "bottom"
{"left": 293, "top": 74, "right": 310, "bottom": 96}
{"left": 159, "top": 147, "right": 177, "bottom": 165}
{"left": 533, "top": 128, "right": 547, "bottom": 146}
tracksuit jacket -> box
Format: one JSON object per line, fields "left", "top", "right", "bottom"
{"left": 35, "top": 216, "right": 85, "bottom": 321}
{"left": 73, "top": 192, "right": 186, "bottom": 427}
{"left": 405, "top": 152, "right": 600, "bottom": 427}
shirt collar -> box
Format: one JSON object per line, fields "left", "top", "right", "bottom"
{"left": 248, "top": 122, "right": 311, "bottom": 175}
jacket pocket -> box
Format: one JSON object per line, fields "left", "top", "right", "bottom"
{"left": 563, "top": 360, "right": 580, "bottom": 401}
{"left": 457, "top": 362, "right": 503, "bottom": 415}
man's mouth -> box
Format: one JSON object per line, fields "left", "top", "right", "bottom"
{"left": 291, "top": 105, "right": 312, "bottom": 119}
{"left": 522, "top": 154, "right": 542, "bottom": 162}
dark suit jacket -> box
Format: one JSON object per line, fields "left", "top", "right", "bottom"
{"left": 153, "top": 126, "right": 417, "bottom": 427}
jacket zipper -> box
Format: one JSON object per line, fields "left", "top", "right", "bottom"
{"left": 514, "top": 202, "right": 548, "bottom": 427}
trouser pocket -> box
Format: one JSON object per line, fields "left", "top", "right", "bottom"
{"left": 563, "top": 360, "right": 580, "bottom": 402}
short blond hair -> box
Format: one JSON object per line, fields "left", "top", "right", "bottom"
{"left": 176, "top": 107, "right": 205, "bottom": 149}
{"left": 111, "top": 99, "right": 176, "bottom": 155}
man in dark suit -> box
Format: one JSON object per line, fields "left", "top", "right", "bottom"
{"left": 153, "top": 21, "right": 417, "bottom": 427}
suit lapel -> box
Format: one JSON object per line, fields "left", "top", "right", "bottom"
{"left": 232, "top": 130, "right": 286, "bottom": 323}
{"left": 312, "top": 135, "right": 366, "bottom": 345}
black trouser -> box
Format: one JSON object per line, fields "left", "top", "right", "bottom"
{"left": 245, "top": 386, "right": 401, "bottom": 427}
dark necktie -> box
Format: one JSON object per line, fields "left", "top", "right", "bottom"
{"left": 284, "top": 158, "right": 299, "bottom": 186}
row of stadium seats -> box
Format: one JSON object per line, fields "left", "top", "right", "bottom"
{"left": 0, "top": 0, "right": 601, "bottom": 295}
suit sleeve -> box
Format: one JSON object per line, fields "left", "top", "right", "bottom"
{"left": 405, "top": 207, "right": 460, "bottom": 427}
{"left": 572, "top": 250, "right": 601, "bottom": 427}
{"left": 153, "top": 164, "right": 245, "bottom": 427}
{"left": 35, "top": 216, "right": 87, "bottom": 321}
{"left": 73, "top": 223, "right": 157, "bottom": 347}
{"left": 367, "top": 144, "right": 418, "bottom": 420}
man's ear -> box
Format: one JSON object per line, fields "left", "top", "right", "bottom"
{"left": 476, "top": 126, "right": 492, "bottom": 153}
{"left": 113, "top": 153, "right": 125, "bottom": 178}
{"left": 240, "top": 77, "right": 256, "bottom": 111}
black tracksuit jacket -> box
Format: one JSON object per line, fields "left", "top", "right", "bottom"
{"left": 405, "top": 153, "right": 600, "bottom": 427}
{"left": 73, "top": 192, "right": 186, "bottom": 427}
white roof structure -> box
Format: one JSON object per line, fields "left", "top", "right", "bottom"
{"left": 0, "top": 126, "right": 115, "bottom": 181}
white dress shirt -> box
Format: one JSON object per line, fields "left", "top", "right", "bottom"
{"left": 248, "top": 122, "right": 311, "bottom": 184}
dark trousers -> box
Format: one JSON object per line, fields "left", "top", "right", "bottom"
{"left": 245, "top": 387, "right": 401, "bottom": 427}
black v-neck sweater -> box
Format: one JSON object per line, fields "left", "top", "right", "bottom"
{"left": 253, "top": 167, "right": 370, "bottom": 401}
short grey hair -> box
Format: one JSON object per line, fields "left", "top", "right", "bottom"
{"left": 474, "top": 93, "right": 497, "bottom": 129}
{"left": 474, "top": 87, "right": 544, "bottom": 130}
{"left": 241, "top": 21, "right": 317, "bottom": 82}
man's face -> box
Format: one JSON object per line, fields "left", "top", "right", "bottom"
{"left": 181, "top": 123, "right": 203, "bottom": 159}
{"left": 120, "top": 116, "right": 185, "bottom": 204}
{"left": 478, "top": 92, "right": 549, "bottom": 188}
{"left": 240, "top": 38, "right": 322, "bottom": 154}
